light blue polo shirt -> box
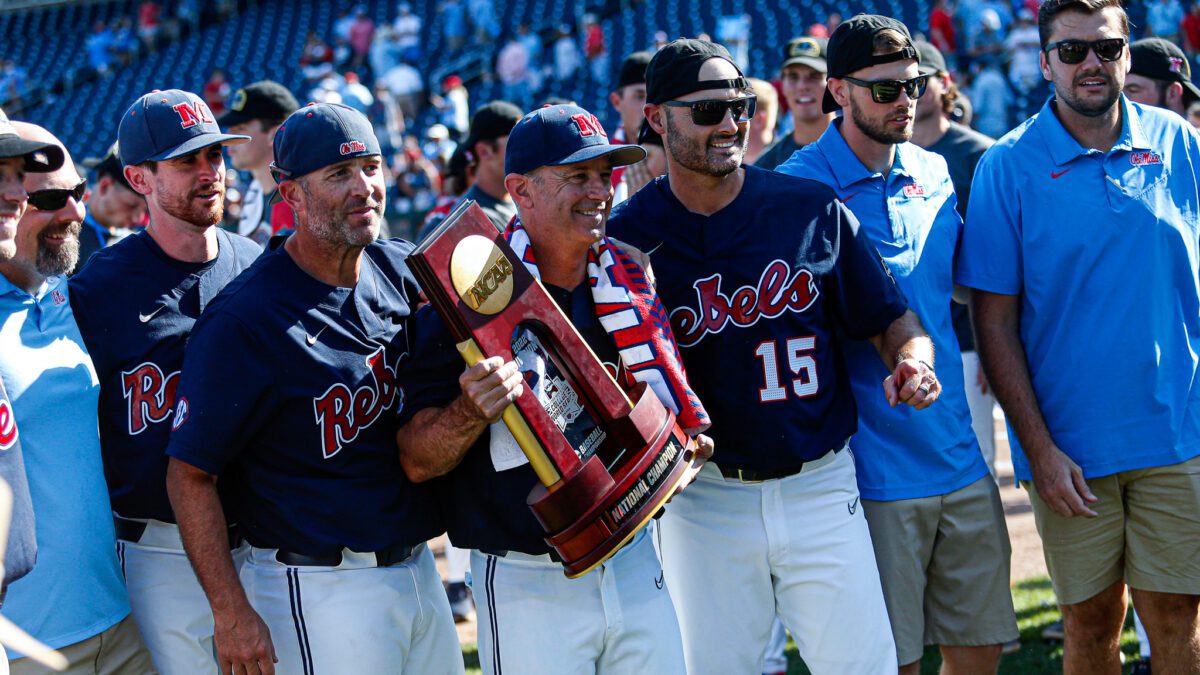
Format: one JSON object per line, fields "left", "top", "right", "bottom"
{"left": 0, "top": 274, "right": 129, "bottom": 654}
{"left": 778, "top": 120, "right": 988, "bottom": 501}
{"left": 957, "top": 95, "right": 1200, "bottom": 481}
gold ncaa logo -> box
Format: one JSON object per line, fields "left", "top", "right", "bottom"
{"left": 789, "top": 38, "right": 820, "bottom": 58}
{"left": 450, "top": 235, "right": 515, "bottom": 315}
{"left": 231, "top": 89, "right": 248, "bottom": 112}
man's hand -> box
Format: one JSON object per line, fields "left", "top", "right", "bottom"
{"left": 883, "top": 358, "right": 940, "bottom": 409}
{"left": 1030, "top": 444, "right": 1099, "bottom": 518}
{"left": 669, "top": 433, "right": 714, "bottom": 499}
{"left": 214, "top": 602, "right": 276, "bottom": 675}
{"left": 976, "top": 360, "right": 990, "bottom": 395}
{"left": 458, "top": 356, "right": 524, "bottom": 424}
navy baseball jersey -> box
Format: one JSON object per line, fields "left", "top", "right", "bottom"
{"left": 607, "top": 165, "right": 908, "bottom": 471}
{"left": 166, "top": 237, "right": 442, "bottom": 555}
{"left": 400, "top": 284, "right": 621, "bottom": 555}
{"left": 70, "top": 228, "right": 260, "bottom": 522}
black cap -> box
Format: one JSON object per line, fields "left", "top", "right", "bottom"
{"left": 93, "top": 142, "right": 133, "bottom": 191}
{"left": 823, "top": 15, "right": 918, "bottom": 113}
{"left": 217, "top": 80, "right": 300, "bottom": 127}
{"left": 464, "top": 101, "right": 524, "bottom": 150}
{"left": 915, "top": 40, "right": 948, "bottom": 76}
{"left": 617, "top": 51, "right": 653, "bottom": 89}
{"left": 645, "top": 38, "right": 746, "bottom": 105}
{"left": 781, "top": 36, "right": 828, "bottom": 73}
{"left": 1130, "top": 37, "right": 1200, "bottom": 104}
{"left": 0, "top": 107, "right": 63, "bottom": 173}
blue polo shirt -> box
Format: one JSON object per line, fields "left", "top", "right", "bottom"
{"left": 0, "top": 275, "right": 129, "bottom": 654}
{"left": 956, "top": 96, "right": 1200, "bottom": 481}
{"left": 778, "top": 121, "right": 987, "bottom": 501}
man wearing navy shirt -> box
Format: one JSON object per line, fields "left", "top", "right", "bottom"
{"left": 607, "top": 39, "right": 941, "bottom": 675}
{"left": 397, "top": 103, "right": 712, "bottom": 675}
{"left": 166, "top": 103, "right": 462, "bottom": 675}
{"left": 778, "top": 16, "right": 1017, "bottom": 674}
{"left": 70, "top": 88, "right": 259, "bottom": 675}
{"left": 958, "top": 0, "right": 1200, "bottom": 672}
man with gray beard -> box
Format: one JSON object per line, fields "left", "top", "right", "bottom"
{"left": 166, "top": 103, "right": 461, "bottom": 675}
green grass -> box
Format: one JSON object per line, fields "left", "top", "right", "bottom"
{"left": 460, "top": 577, "right": 1146, "bottom": 674}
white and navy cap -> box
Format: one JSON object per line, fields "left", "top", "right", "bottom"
{"left": 0, "top": 107, "right": 63, "bottom": 173}
{"left": 117, "top": 89, "right": 250, "bottom": 167}
{"left": 270, "top": 102, "right": 381, "bottom": 181}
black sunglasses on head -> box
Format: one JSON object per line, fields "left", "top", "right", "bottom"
{"left": 27, "top": 178, "right": 86, "bottom": 211}
{"left": 1043, "top": 37, "right": 1126, "bottom": 64}
{"left": 843, "top": 75, "right": 929, "bottom": 104}
{"left": 663, "top": 94, "right": 757, "bottom": 125}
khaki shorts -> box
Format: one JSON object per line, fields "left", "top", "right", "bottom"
{"left": 10, "top": 614, "right": 153, "bottom": 675}
{"left": 863, "top": 476, "right": 1019, "bottom": 665}
{"left": 1024, "top": 454, "right": 1200, "bottom": 606}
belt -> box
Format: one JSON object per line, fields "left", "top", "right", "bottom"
{"left": 275, "top": 542, "right": 417, "bottom": 568}
{"left": 114, "top": 516, "right": 242, "bottom": 549}
{"left": 718, "top": 444, "right": 845, "bottom": 483}
{"left": 479, "top": 547, "right": 564, "bottom": 564}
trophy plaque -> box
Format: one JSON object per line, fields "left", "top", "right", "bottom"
{"left": 410, "top": 200, "right": 702, "bottom": 578}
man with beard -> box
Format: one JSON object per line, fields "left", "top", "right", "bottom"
{"left": 75, "top": 142, "right": 145, "bottom": 272}
{"left": 0, "top": 122, "right": 154, "bottom": 674}
{"left": 166, "top": 103, "right": 462, "bottom": 675}
{"left": 396, "top": 103, "right": 712, "bottom": 675}
{"left": 67, "top": 88, "right": 261, "bottom": 675}
{"left": 957, "top": 1, "right": 1200, "bottom": 672}
{"left": 607, "top": 38, "right": 941, "bottom": 675}
{"left": 778, "top": 17, "right": 1018, "bottom": 674}
{"left": 1123, "top": 37, "right": 1200, "bottom": 117}
{"left": 755, "top": 36, "right": 833, "bottom": 171}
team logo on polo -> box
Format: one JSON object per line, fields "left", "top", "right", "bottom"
{"left": 173, "top": 100, "right": 215, "bottom": 129}
{"left": 339, "top": 140, "right": 367, "bottom": 155}
{"left": 121, "top": 362, "right": 180, "bottom": 435}
{"left": 1131, "top": 151, "right": 1163, "bottom": 166}
{"left": 671, "top": 260, "right": 820, "bottom": 347}
{"left": 313, "top": 347, "right": 401, "bottom": 458}
{"left": 0, "top": 397, "right": 17, "bottom": 451}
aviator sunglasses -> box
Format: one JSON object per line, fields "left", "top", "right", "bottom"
{"left": 28, "top": 178, "right": 87, "bottom": 211}
{"left": 842, "top": 75, "right": 929, "bottom": 104}
{"left": 1043, "top": 37, "right": 1126, "bottom": 65}
{"left": 663, "top": 94, "right": 758, "bottom": 125}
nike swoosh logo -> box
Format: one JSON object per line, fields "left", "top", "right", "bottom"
{"left": 1051, "top": 168, "right": 1072, "bottom": 179}
{"left": 138, "top": 305, "right": 166, "bottom": 323}
{"left": 645, "top": 241, "right": 665, "bottom": 256}
{"left": 654, "top": 571, "right": 664, "bottom": 590}
{"left": 305, "top": 325, "right": 327, "bottom": 346}
{"left": 847, "top": 496, "right": 860, "bottom": 515}
{"left": 841, "top": 192, "right": 861, "bottom": 203}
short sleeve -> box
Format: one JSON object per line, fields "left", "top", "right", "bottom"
{"left": 165, "top": 313, "right": 272, "bottom": 475}
{"left": 827, "top": 202, "right": 910, "bottom": 340}
{"left": 396, "top": 304, "right": 466, "bottom": 427}
{"left": 955, "top": 146, "right": 1023, "bottom": 294}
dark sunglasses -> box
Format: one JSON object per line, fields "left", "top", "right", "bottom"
{"left": 663, "top": 95, "right": 757, "bottom": 125}
{"left": 843, "top": 75, "right": 929, "bottom": 103}
{"left": 28, "top": 178, "right": 87, "bottom": 211}
{"left": 1043, "top": 38, "right": 1126, "bottom": 65}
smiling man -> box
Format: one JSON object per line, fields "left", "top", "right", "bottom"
{"left": 68, "top": 88, "right": 261, "bottom": 675}
{"left": 957, "top": 1, "right": 1200, "bottom": 672}
{"left": 166, "top": 103, "right": 462, "bottom": 675}
{"left": 778, "top": 16, "right": 1018, "bottom": 674}
{"left": 607, "top": 38, "right": 941, "bottom": 675}
{"left": 754, "top": 35, "right": 834, "bottom": 171}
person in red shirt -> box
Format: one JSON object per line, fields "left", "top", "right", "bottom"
{"left": 1183, "top": 2, "right": 1200, "bottom": 55}
{"left": 929, "top": 0, "right": 956, "bottom": 55}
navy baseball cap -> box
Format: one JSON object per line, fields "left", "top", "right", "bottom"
{"left": 270, "top": 102, "right": 381, "bottom": 181}
{"left": 504, "top": 104, "right": 646, "bottom": 176}
{"left": 118, "top": 89, "right": 250, "bottom": 167}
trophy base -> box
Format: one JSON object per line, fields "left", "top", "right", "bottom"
{"left": 529, "top": 415, "right": 704, "bottom": 579}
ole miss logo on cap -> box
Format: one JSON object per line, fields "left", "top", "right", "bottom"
{"left": 1171, "top": 57, "right": 1185, "bottom": 74}
{"left": 173, "top": 100, "right": 215, "bottom": 129}
{"left": 340, "top": 140, "right": 367, "bottom": 155}
{"left": 570, "top": 113, "right": 607, "bottom": 138}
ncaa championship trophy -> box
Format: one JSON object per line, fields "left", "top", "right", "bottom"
{"left": 410, "top": 200, "right": 702, "bottom": 578}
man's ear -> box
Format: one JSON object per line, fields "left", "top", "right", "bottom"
{"left": 645, "top": 103, "right": 667, "bottom": 135}
{"left": 277, "top": 179, "right": 305, "bottom": 216}
{"left": 504, "top": 172, "right": 531, "bottom": 208}
{"left": 124, "top": 165, "right": 153, "bottom": 197}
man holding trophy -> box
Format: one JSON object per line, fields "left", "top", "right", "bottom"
{"left": 397, "top": 103, "right": 713, "bottom": 675}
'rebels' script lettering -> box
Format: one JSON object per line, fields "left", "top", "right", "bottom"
{"left": 121, "top": 362, "right": 181, "bottom": 435}
{"left": 313, "top": 347, "right": 401, "bottom": 459}
{"left": 671, "top": 260, "right": 820, "bottom": 347}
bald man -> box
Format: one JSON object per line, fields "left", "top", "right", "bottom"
{"left": 0, "top": 122, "right": 151, "bottom": 674}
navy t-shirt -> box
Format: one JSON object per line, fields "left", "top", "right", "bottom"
{"left": 607, "top": 165, "right": 908, "bottom": 471}
{"left": 400, "top": 282, "right": 621, "bottom": 555}
{"left": 70, "top": 228, "right": 260, "bottom": 522}
{"left": 166, "top": 237, "right": 442, "bottom": 554}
